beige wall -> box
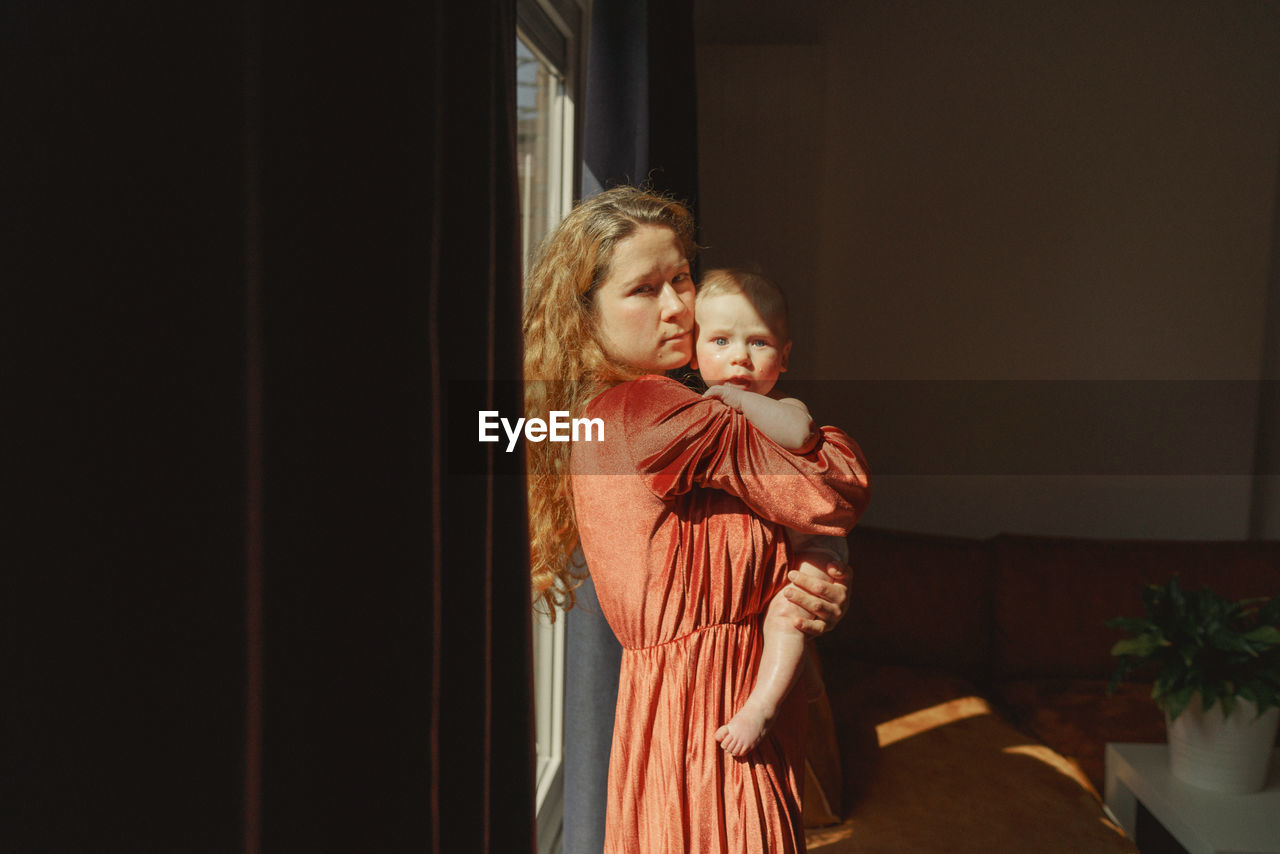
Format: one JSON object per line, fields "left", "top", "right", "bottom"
{"left": 696, "top": 0, "right": 1280, "bottom": 538}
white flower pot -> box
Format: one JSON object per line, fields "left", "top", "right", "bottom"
{"left": 1166, "top": 694, "right": 1280, "bottom": 794}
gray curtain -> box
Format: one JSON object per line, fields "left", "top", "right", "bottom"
{"left": 564, "top": 2, "right": 699, "bottom": 852}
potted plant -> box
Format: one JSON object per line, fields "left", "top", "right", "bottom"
{"left": 1106, "top": 574, "right": 1280, "bottom": 793}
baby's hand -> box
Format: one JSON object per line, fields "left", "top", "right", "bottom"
{"left": 703, "top": 384, "right": 746, "bottom": 411}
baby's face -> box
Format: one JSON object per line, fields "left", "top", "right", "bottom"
{"left": 694, "top": 292, "right": 790, "bottom": 395}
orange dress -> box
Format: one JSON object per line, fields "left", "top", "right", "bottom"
{"left": 571, "top": 376, "right": 871, "bottom": 854}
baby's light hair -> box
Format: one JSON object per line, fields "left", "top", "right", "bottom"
{"left": 697, "top": 268, "right": 790, "bottom": 342}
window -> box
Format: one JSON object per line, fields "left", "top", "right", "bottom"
{"left": 517, "top": 3, "right": 585, "bottom": 853}
{"left": 517, "top": 35, "right": 567, "bottom": 275}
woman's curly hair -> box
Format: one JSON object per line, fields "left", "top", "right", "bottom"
{"left": 524, "top": 185, "right": 697, "bottom": 616}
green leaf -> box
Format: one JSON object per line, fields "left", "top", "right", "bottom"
{"left": 1210, "top": 629, "right": 1255, "bottom": 655}
{"left": 1257, "top": 596, "right": 1280, "bottom": 627}
{"left": 1254, "top": 683, "right": 1280, "bottom": 716}
{"left": 1165, "top": 683, "right": 1196, "bottom": 722}
{"left": 1154, "top": 662, "right": 1182, "bottom": 695}
{"left": 1105, "top": 617, "right": 1156, "bottom": 634}
{"left": 1216, "top": 596, "right": 1241, "bottom": 623}
{"left": 1169, "top": 575, "right": 1186, "bottom": 617}
{"left": 1245, "top": 626, "right": 1280, "bottom": 649}
{"left": 1111, "top": 636, "right": 1160, "bottom": 658}
{"left": 1201, "top": 681, "right": 1220, "bottom": 714}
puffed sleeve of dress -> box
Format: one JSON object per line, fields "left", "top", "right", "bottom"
{"left": 605, "top": 374, "right": 871, "bottom": 535}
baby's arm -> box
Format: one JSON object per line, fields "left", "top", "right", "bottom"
{"left": 703, "top": 386, "right": 817, "bottom": 453}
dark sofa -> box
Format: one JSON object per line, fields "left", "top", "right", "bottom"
{"left": 800, "top": 527, "right": 1280, "bottom": 853}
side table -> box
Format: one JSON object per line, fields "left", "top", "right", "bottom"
{"left": 1104, "top": 742, "right": 1280, "bottom": 854}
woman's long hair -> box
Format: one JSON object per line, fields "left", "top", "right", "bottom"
{"left": 524, "top": 186, "right": 697, "bottom": 615}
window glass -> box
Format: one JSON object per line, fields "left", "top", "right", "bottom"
{"left": 517, "top": 34, "right": 566, "bottom": 277}
{"left": 517, "top": 19, "right": 575, "bottom": 853}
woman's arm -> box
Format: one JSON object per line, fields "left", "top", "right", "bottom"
{"left": 702, "top": 385, "right": 817, "bottom": 453}
{"left": 611, "top": 375, "right": 871, "bottom": 535}
{"left": 588, "top": 375, "right": 862, "bottom": 636}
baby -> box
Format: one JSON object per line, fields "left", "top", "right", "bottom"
{"left": 693, "top": 268, "right": 851, "bottom": 757}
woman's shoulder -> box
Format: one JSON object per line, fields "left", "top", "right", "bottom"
{"left": 587, "top": 374, "right": 699, "bottom": 415}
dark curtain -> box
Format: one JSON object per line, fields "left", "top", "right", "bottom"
{"left": 6, "top": 2, "right": 532, "bottom": 852}
{"left": 564, "top": 3, "right": 700, "bottom": 853}
{"left": 582, "top": 0, "right": 700, "bottom": 209}
{"left": 256, "top": 2, "right": 533, "bottom": 852}
{"left": 6, "top": 5, "right": 252, "bottom": 851}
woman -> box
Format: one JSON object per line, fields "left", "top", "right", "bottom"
{"left": 525, "top": 186, "right": 870, "bottom": 853}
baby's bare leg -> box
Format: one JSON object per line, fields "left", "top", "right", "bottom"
{"left": 715, "top": 590, "right": 806, "bottom": 757}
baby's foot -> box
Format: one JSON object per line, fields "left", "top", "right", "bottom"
{"left": 714, "top": 701, "right": 771, "bottom": 757}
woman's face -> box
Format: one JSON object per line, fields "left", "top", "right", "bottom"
{"left": 592, "top": 224, "right": 695, "bottom": 373}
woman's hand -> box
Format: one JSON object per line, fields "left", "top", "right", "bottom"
{"left": 781, "top": 559, "right": 850, "bottom": 637}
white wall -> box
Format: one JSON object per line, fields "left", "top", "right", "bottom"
{"left": 696, "top": 0, "right": 1280, "bottom": 539}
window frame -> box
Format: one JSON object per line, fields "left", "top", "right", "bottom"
{"left": 517, "top": 2, "right": 588, "bottom": 853}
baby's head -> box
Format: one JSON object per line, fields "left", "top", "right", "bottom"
{"left": 693, "top": 269, "right": 791, "bottom": 396}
